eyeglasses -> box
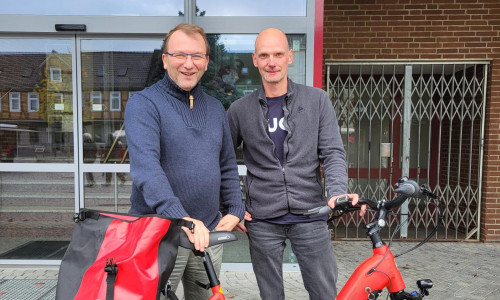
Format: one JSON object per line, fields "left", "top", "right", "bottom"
{"left": 165, "top": 52, "right": 207, "bottom": 61}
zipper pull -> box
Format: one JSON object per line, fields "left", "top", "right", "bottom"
{"left": 189, "top": 94, "right": 194, "bottom": 109}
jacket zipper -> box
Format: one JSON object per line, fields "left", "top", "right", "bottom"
{"left": 262, "top": 96, "right": 290, "bottom": 210}
{"left": 246, "top": 176, "right": 252, "bottom": 207}
{"left": 282, "top": 96, "right": 290, "bottom": 210}
{"left": 282, "top": 166, "right": 289, "bottom": 210}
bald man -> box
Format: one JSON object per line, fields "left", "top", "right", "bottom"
{"left": 227, "top": 28, "right": 361, "bottom": 299}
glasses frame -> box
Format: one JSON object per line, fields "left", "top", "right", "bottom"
{"left": 165, "top": 52, "right": 208, "bottom": 61}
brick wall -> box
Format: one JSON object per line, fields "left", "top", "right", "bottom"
{"left": 323, "top": 0, "right": 500, "bottom": 242}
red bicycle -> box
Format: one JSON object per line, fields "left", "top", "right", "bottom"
{"left": 305, "top": 177, "right": 439, "bottom": 300}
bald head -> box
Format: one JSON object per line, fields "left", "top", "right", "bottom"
{"left": 255, "top": 28, "right": 289, "bottom": 51}
{"left": 253, "top": 27, "right": 293, "bottom": 96}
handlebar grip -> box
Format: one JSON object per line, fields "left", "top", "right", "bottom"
{"left": 179, "top": 231, "right": 238, "bottom": 250}
{"left": 304, "top": 205, "right": 333, "bottom": 218}
{"left": 394, "top": 178, "right": 422, "bottom": 198}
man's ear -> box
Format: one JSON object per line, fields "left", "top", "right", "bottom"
{"left": 204, "top": 56, "right": 209, "bottom": 71}
{"left": 161, "top": 53, "right": 168, "bottom": 70}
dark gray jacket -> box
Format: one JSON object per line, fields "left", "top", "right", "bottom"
{"left": 227, "top": 78, "right": 347, "bottom": 219}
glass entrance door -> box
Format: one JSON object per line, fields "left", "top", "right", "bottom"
{"left": 0, "top": 37, "right": 77, "bottom": 261}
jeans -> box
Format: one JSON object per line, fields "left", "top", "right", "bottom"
{"left": 167, "top": 243, "right": 223, "bottom": 300}
{"left": 247, "top": 220, "right": 338, "bottom": 300}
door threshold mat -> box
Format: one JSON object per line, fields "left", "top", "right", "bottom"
{"left": 0, "top": 279, "right": 57, "bottom": 300}
{"left": 0, "top": 241, "right": 69, "bottom": 259}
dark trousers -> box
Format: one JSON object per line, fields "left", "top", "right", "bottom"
{"left": 247, "top": 220, "right": 338, "bottom": 300}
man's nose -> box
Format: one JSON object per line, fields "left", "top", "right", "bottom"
{"left": 183, "top": 56, "right": 195, "bottom": 67}
{"left": 268, "top": 55, "right": 277, "bottom": 66}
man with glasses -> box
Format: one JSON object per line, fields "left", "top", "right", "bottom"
{"left": 125, "top": 23, "right": 244, "bottom": 300}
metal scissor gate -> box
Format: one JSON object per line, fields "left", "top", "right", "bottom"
{"left": 326, "top": 61, "right": 489, "bottom": 241}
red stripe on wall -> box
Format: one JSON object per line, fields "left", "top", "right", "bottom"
{"left": 314, "top": 0, "right": 324, "bottom": 88}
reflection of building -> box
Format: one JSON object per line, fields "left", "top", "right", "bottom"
{"left": 0, "top": 52, "right": 73, "bottom": 161}
{"left": 0, "top": 51, "right": 159, "bottom": 162}
{"left": 80, "top": 51, "right": 159, "bottom": 149}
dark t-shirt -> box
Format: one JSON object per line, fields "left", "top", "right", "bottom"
{"left": 266, "top": 95, "right": 287, "bottom": 166}
{"left": 260, "top": 94, "right": 325, "bottom": 224}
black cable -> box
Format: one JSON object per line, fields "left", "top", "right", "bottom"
{"left": 368, "top": 269, "right": 392, "bottom": 300}
{"left": 394, "top": 198, "right": 444, "bottom": 258}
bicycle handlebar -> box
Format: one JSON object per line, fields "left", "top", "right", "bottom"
{"left": 304, "top": 177, "right": 437, "bottom": 218}
{"left": 179, "top": 231, "right": 238, "bottom": 251}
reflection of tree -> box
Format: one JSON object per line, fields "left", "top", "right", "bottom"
{"left": 34, "top": 68, "right": 59, "bottom": 122}
{"left": 35, "top": 52, "right": 72, "bottom": 123}
{"left": 146, "top": 48, "right": 164, "bottom": 87}
{"left": 203, "top": 65, "right": 242, "bottom": 109}
{"left": 202, "top": 35, "right": 243, "bottom": 109}
{"left": 178, "top": 6, "right": 206, "bottom": 16}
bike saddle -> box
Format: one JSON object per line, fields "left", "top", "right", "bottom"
{"left": 179, "top": 231, "right": 238, "bottom": 250}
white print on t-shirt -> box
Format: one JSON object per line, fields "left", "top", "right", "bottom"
{"left": 268, "top": 117, "right": 285, "bottom": 132}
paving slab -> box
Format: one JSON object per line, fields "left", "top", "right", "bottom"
{"left": 1, "top": 241, "right": 499, "bottom": 299}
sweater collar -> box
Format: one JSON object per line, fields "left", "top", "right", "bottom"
{"left": 162, "top": 71, "right": 204, "bottom": 103}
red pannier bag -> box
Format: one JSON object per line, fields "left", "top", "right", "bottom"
{"left": 55, "top": 208, "right": 192, "bottom": 300}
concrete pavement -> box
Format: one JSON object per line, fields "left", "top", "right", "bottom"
{"left": 1, "top": 241, "right": 499, "bottom": 299}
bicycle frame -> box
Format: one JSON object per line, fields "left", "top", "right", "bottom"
{"left": 338, "top": 245, "right": 405, "bottom": 299}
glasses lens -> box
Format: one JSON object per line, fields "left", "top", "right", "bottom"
{"left": 192, "top": 54, "right": 205, "bottom": 60}
{"left": 173, "top": 53, "right": 187, "bottom": 60}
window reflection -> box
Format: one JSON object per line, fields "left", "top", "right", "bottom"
{"left": 84, "top": 172, "right": 131, "bottom": 213}
{"left": 196, "top": 0, "right": 307, "bottom": 16}
{"left": 78, "top": 34, "right": 305, "bottom": 166}
{"left": 81, "top": 39, "right": 163, "bottom": 166}
{"left": 201, "top": 34, "right": 306, "bottom": 109}
{"left": 0, "top": 38, "right": 74, "bottom": 163}
{"left": 0, "top": 172, "right": 75, "bottom": 259}
{"left": 2, "top": 0, "right": 184, "bottom": 16}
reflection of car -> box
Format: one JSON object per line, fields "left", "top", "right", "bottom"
{"left": 0, "top": 124, "right": 36, "bottom": 162}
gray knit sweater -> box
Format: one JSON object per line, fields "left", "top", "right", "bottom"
{"left": 125, "top": 73, "right": 245, "bottom": 230}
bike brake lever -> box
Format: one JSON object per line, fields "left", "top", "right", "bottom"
{"left": 421, "top": 186, "right": 438, "bottom": 199}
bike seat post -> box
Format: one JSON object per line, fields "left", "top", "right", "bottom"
{"left": 194, "top": 250, "right": 220, "bottom": 288}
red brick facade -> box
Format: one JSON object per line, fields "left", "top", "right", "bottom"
{"left": 323, "top": 0, "right": 500, "bottom": 242}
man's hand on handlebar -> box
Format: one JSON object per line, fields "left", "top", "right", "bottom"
{"left": 181, "top": 217, "right": 210, "bottom": 252}
{"left": 327, "top": 194, "right": 366, "bottom": 216}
